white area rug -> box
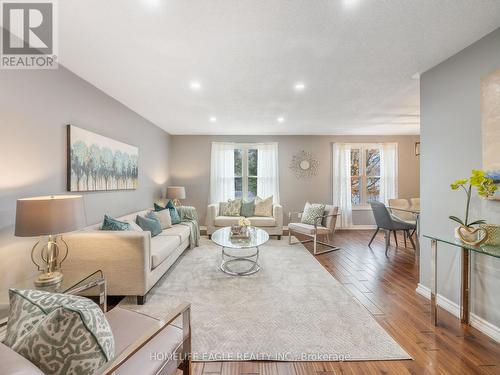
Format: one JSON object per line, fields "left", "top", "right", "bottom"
{"left": 119, "top": 238, "right": 410, "bottom": 361}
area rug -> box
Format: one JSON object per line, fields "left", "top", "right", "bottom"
{"left": 118, "top": 238, "right": 410, "bottom": 362}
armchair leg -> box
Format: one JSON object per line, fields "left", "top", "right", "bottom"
{"left": 277, "top": 235, "right": 282, "bottom": 240}
{"left": 393, "top": 230, "right": 399, "bottom": 248}
{"left": 313, "top": 234, "right": 317, "bottom": 254}
{"left": 407, "top": 230, "right": 416, "bottom": 250}
{"left": 368, "top": 227, "right": 379, "bottom": 247}
{"left": 404, "top": 231, "right": 407, "bottom": 248}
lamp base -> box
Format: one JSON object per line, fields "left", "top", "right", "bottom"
{"left": 34, "top": 271, "right": 63, "bottom": 287}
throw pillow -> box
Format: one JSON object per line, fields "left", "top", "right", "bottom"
{"left": 169, "top": 207, "right": 181, "bottom": 225}
{"left": 254, "top": 196, "right": 273, "bottom": 217}
{"left": 101, "top": 214, "right": 130, "bottom": 231}
{"left": 301, "top": 202, "right": 326, "bottom": 225}
{"left": 149, "top": 209, "right": 172, "bottom": 230}
{"left": 154, "top": 202, "right": 167, "bottom": 212}
{"left": 166, "top": 200, "right": 176, "bottom": 209}
{"left": 221, "top": 199, "right": 242, "bottom": 216}
{"left": 5, "top": 289, "right": 114, "bottom": 375}
{"left": 240, "top": 199, "right": 255, "bottom": 217}
{"left": 136, "top": 214, "right": 162, "bottom": 237}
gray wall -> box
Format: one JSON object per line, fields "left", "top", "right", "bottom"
{"left": 169, "top": 135, "right": 420, "bottom": 225}
{"left": 420, "top": 28, "right": 500, "bottom": 328}
{"left": 0, "top": 67, "right": 171, "bottom": 289}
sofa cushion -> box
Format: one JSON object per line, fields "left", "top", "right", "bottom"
{"left": 158, "top": 224, "right": 190, "bottom": 243}
{"left": 246, "top": 216, "right": 277, "bottom": 227}
{"left": 105, "top": 307, "right": 183, "bottom": 375}
{"left": 289, "top": 222, "right": 330, "bottom": 235}
{"left": 214, "top": 216, "right": 242, "bottom": 227}
{"left": 5, "top": 289, "right": 114, "bottom": 375}
{"left": 151, "top": 235, "right": 181, "bottom": 268}
{"left": 0, "top": 342, "right": 44, "bottom": 375}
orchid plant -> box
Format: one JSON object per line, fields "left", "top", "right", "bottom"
{"left": 449, "top": 169, "right": 497, "bottom": 228}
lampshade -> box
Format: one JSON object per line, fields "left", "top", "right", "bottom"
{"left": 15, "top": 195, "right": 86, "bottom": 237}
{"left": 166, "top": 186, "right": 186, "bottom": 200}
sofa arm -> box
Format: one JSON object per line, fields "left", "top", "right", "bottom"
{"left": 63, "top": 231, "right": 151, "bottom": 296}
{"left": 206, "top": 204, "right": 218, "bottom": 227}
{"left": 273, "top": 204, "right": 283, "bottom": 229}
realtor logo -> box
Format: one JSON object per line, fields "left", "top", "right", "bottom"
{"left": 1, "top": 0, "right": 58, "bottom": 69}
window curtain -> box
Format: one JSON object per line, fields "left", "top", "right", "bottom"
{"left": 256, "top": 143, "right": 280, "bottom": 204}
{"left": 380, "top": 143, "right": 398, "bottom": 204}
{"left": 332, "top": 143, "right": 353, "bottom": 228}
{"left": 210, "top": 142, "right": 235, "bottom": 203}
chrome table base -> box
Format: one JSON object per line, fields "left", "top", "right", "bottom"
{"left": 220, "top": 246, "right": 260, "bottom": 276}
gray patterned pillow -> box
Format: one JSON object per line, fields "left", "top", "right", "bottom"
{"left": 221, "top": 199, "right": 242, "bottom": 216}
{"left": 301, "top": 202, "right": 326, "bottom": 225}
{"left": 4, "top": 289, "right": 114, "bottom": 375}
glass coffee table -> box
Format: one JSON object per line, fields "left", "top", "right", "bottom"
{"left": 211, "top": 226, "right": 269, "bottom": 276}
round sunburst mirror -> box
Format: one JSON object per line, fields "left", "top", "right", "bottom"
{"left": 290, "top": 150, "right": 320, "bottom": 179}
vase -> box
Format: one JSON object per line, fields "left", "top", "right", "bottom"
{"left": 455, "top": 225, "right": 488, "bottom": 246}
{"left": 480, "top": 224, "right": 500, "bottom": 246}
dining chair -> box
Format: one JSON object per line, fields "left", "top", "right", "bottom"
{"left": 388, "top": 198, "right": 416, "bottom": 248}
{"left": 369, "top": 201, "right": 416, "bottom": 254}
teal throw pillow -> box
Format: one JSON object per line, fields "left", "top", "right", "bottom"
{"left": 136, "top": 215, "right": 162, "bottom": 237}
{"left": 241, "top": 200, "right": 255, "bottom": 217}
{"left": 166, "top": 200, "right": 176, "bottom": 209}
{"left": 101, "top": 215, "right": 130, "bottom": 231}
{"left": 169, "top": 207, "right": 181, "bottom": 225}
{"left": 154, "top": 203, "right": 167, "bottom": 212}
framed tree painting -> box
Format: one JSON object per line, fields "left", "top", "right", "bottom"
{"left": 67, "top": 125, "right": 139, "bottom": 192}
{"left": 481, "top": 69, "right": 500, "bottom": 183}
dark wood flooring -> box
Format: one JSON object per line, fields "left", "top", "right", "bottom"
{"left": 189, "top": 230, "right": 500, "bottom": 375}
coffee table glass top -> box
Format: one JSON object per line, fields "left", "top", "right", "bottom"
{"left": 212, "top": 226, "right": 269, "bottom": 249}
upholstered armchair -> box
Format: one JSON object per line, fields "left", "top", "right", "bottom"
{"left": 288, "top": 205, "right": 340, "bottom": 255}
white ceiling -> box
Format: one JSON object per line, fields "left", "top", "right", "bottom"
{"left": 59, "top": 0, "right": 500, "bottom": 135}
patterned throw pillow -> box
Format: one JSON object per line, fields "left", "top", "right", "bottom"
{"left": 4, "top": 289, "right": 114, "bottom": 375}
{"left": 221, "top": 199, "right": 242, "bottom": 216}
{"left": 301, "top": 202, "right": 326, "bottom": 225}
{"left": 136, "top": 214, "right": 162, "bottom": 237}
{"left": 254, "top": 196, "right": 273, "bottom": 217}
{"left": 101, "top": 214, "right": 130, "bottom": 231}
{"left": 240, "top": 200, "right": 255, "bottom": 217}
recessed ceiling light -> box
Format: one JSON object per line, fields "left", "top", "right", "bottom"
{"left": 294, "top": 82, "right": 305, "bottom": 91}
{"left": 277, "top": 117, "right": 285, "bottom": 123}
{"left": 209, "top": 116, "right": 217, "bottom": 123}
{"left": 190, "top": 81, "right": 201, "bottom": 91}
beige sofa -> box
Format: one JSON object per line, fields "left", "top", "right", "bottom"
{"left": 206, "top": 203, "right": 283, "bottom": 238}
{"left": 64, "top": 209, "right": 192, "bottom": 304}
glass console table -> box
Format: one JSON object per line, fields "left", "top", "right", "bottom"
{"left": 423, "top": 235, "right": 500, "bottom": 326}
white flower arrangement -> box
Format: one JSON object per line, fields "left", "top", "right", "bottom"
{"left": 239, "top": 217, "right": 251, "bottom": 227}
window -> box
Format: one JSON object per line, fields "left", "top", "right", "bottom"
{"left": 234, "top": 146, "right": 258, "bottom": 200}
{"left": 350, "top": 147, "right": 381, "bottom": 206}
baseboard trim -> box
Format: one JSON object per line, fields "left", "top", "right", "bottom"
{"left": 416, "top": 283, "right": 500, "bottom": 343}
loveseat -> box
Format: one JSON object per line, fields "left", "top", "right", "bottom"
{"left": 206, "top": 203, "right": 283, "bottom": 238}
{"left": 64, "top": 209, "right": 192, "bottom": 304}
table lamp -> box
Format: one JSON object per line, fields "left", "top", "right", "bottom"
{"left": 15, "top": 195, "right": 85, "bottom": 286}
{"left": 166, "top": 186, "right": 186, "bottom": 207}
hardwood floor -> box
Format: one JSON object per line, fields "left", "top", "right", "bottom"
{"left": 190, "top": 230, "right": 500, "bottom": 375}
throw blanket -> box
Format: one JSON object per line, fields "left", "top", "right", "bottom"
{"left": 177, "top": 206, "right": 200, "bottom": 248}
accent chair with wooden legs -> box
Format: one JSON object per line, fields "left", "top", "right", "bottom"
{"left": 288, "top": 205, "right": 340, "bottom": 255}
{"left": 369, "top": 201, "right": 416, "bottom": 255}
